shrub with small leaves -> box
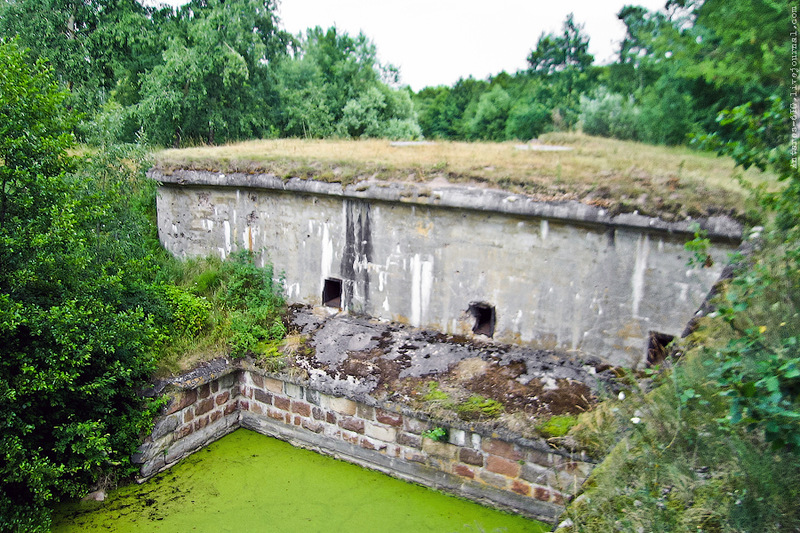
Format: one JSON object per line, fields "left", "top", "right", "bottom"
{"left": 579, "top": 88, "right": 641, "bottom": 141}
{"left": 160, "top": 284, "right": 211, "bottom": 337}
{"left": 422, "top": 427, "right": 449, "bottom": 442}
{"left": 218, "top": 250, "right": 286, "bottom": 358}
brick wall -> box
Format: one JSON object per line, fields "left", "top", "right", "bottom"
{"left": 133, "top": 371, "right": 240, "bottom": 478}
{"left": 134, "top": 367, "right": 595, "bottom": 523}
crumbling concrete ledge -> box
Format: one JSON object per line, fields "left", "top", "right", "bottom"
{"left": 135, "top": 356, "right": 599, "bottom": 524}
{"left": 150, "top": 169, "right": 742, "bottom": 241}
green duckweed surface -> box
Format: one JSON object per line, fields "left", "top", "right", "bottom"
{"left": 53, "top": 429, "right": 549, "bottom": 532}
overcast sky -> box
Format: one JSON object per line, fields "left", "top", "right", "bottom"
{"left": 276, "top": 0, "right": 667, "bottom": 90}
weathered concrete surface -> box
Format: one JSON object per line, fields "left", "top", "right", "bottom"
{"left": 151, "top": 169, "right": 740, "bottom": 367}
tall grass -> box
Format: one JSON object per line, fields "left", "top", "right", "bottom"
{"left": 154, "top": 251, "right": 286, "bottom": 376}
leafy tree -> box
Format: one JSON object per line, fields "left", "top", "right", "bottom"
{"left": 295, "top": 26, "right": 383, "bottom": 115}
{"left": 527, "top": 13, "right": 593, "bottom": 76}
{"left": 603, "top": 5, "right": 667, "bottom": 95}
{"left": 413, "top": 78, "right": 482, "bottom": 139}
{"left": 414, "top": 86, "right": 460, "bottom": 139}
{"left": 276, "top": 26, "right": 419, "bottom": 140}
{"left": 526, "top": 13, "right": 596, "bottom": 127}
{"left": 563, "top": 1, "right": 800, "bottom": 518}
{"left": 467, "top": 86, "right": 512, "bottom": 141}
{"left": 0, "top": 41, "right": 165, "bottom": 531}
{"left": 336, "top": 86, "right": 388, "bottom": 138}
{"left": 504, "top": 77, "right": 554, "bottom": 140}
{"left": 638, "top": 75, "right": 697, "bottom": 145}
{"left": 336, "top": 85, "right": 421, "bottom": 139}
{"left": 598, "top": 0, "right": 793, "bottom": 145}
{"left": 135, "top": 0, "right": 291, "bottom": 146}
{"left": 275, "top": 54, "right": 336, "bottom": 138}
{"left": 275, "top": 26, "right": 380, "bottom": 137}
{"left": 0, "top": 0, "right": 168, "bottom": 116}
{"left": 579, "top": 88, "right": 641, "bottom": 140}
{"left": 667, "top": 0, "right": 792, "bottom": 93}
{"left": 505, "top": 100, "right": 551, "bottom": 140}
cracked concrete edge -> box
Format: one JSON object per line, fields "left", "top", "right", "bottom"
{"left": 148, "top": 169, "right": 743, "bottom": 241}
{"left": 143, "top": 357, "right": 236, "bottom": 397}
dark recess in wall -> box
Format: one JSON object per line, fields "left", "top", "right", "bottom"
{"left": 469, "top": 302, "right": 496, "bottom": 338}
{"left": 647, "top": 331, "right": 675, "bottom": 366}
{"left": 323, "top": 278, "right": 343, "bottom": 308}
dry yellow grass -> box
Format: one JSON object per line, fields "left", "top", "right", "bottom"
{"left": 153, "top": 132, "right": 777, "bottom": 221}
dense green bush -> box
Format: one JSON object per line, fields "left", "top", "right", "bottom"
{"left": 160, "top": 285, "right": 212, "bottom": 338}
{"left": 218, "top": 251, "right": 286, "bottom": 357}
{"left": 467, "top": 86, "right": 512, "bottom": 141}
{"left": 637, "top": 79, "right": 697, "bottom": 146}
{"left": 152, "top": 251, "right": 287, "bottom": 374}
{"left": 336, "top": 85, "right": 421, "bottom": 140}
{"left": 505, "top": 100, "right": 551, "bottom": 140}
{"left": 0, "top": 41, "right": 169, "bottom": 531}
{"left": 579, "top": 89, "right": 640, "bottom": 140}
{"left": 698, "top": 98, "right": 800, "bottom": 451}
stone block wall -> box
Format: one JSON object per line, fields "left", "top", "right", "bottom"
{"left": 134, "top": 371, "right": 239, "bottom": 478}
{"left": 135, "top": 365, "right": 596, "bottom": 523}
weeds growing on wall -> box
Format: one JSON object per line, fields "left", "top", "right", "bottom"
{"left": 537, "top": 414, "right": 578, "bottom": 438}
{"left": 421, "top": 427, "right": 449, "bottom": 442}
{"left": 155, "top": 250, "right": 287, "bottom": 374}
{"left": 418, "top": 381, "right": 506, "bottom": 422}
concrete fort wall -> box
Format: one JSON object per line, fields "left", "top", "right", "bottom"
{"left": 134, "top": 362, "right": 595, "bottom": 523}
{"left": 151, "top": 170, "right": 741, "bottom": 367}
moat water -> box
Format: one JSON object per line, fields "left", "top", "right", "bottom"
{"left": 53, "top": 429, "right": 548, "bottom": 532}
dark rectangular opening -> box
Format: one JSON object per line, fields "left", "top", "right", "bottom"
{"left": 469, "top": 302, "right": 496, "bottom": 338}
{"left": 647, "top": 331, "right": 675, "bottom": 366}
{"left": 322, "top": 278, "right": 343, "bottom": 308}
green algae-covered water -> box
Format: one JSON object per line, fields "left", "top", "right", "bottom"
{"left": 53, "top": 429, "right": 549, "bottom": 532}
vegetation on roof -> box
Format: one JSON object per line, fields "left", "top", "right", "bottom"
{"left": 153, "top": 132, "right": 775, "bottom": 222}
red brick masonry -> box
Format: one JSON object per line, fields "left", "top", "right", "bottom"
{"left": 136, "top": 368, "right": 595, "bottom": 523}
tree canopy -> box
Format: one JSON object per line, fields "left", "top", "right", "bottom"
{"left": 275, "top": 26, "right": 419, "bottom": 140}
{"left": 134, "top": 0, "right": 290, "bottom": 145}
{"left": 0, "top": 40, "right": 165, "bottom": 531}
{"left": 0, "top": 0, "right": 794, "bottom": 147}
